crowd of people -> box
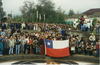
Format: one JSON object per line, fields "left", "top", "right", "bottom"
{"left": 0, "top": 23, "right": 69, "bottom": 56}
{"left": 72, "top": 16, "right": 100, "bottom": 33}
{"left": 70, "top": 33, "right": 99, "bottom": 56}
{"left": 0, "top": 16, "right": 99, "bottom": 57}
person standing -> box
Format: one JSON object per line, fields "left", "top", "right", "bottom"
{"left": 89, "top": 33, "right": 96, "bottom": 45}
{"left": 8, "top": 36, "right": 15, "bottom": 55}
{"left": 24, "top": 36, "right": 29, "bottom": 54}
{"left": 79, "top": 15, "right": 85, "bottom": 31}
{"left": 15, "top": 36, "right": 21, "bottom": 55}
{"left": 21, "top": 22, "right": 26, "bottom": 30}
{"left": 3, "top": 37, "right": 9, "bottom": 55}
{"left": 1, "top": 22, "right": 7, "bottom": 31}
{"left": 95, "top": 21, "right": 100, "bottom": 35}
{"left": 20, "top": 35, "right": 26, "bottom": 54}
{"left": 28, "top": 37, "right": 33, "bottom": 54}
{"left": 96, "top": 40, "right": 100, "bottom": 57}
{"left": 0, "top": 36, "right": 4, "bottom": 56}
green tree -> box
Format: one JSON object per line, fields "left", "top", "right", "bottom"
{"left": 55, "top": 7, "right": 65, "bottom": 24}
{"left": 0, "top": 0, "right": 5, "bottom": 20}
{"left": 37, "top": 0, "right": 55, "bottom": 23}
{"left": 8, "top": 14, "right": 12, "bottom": 18}
{"left": 68, "top": 9, "right": 75, "bottom": 17}
{"left": 13, "top": 15, "right": 23, "bottom": 22}
{"left": 20, "top": 1, "right": 36, "bottom": 22}
{"left": 20, "top": 0, "right": 65, "bottom": 23}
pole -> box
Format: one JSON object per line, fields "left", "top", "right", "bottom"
{"left": 44, "top": 14, "right": 45, "bottom": 22}
{"left": 39, "top": 14, "right": 41, "bottom": 22}
{"left": 36, "top": 11, "right": 39, "bottom": 22}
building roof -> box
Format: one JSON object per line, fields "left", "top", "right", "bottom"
{"left": 83, "top": 8, "right": 100, "bottom": 15}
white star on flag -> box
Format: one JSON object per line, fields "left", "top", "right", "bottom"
{"left": 47, "top": 42, "right": 51, "bottom": 45}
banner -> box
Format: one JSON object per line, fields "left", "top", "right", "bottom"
{"left": 44, "top": 39, "right": 70, "bottom": 57}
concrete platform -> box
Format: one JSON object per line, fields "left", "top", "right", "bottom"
{"left": 0, "top": 54, "right": 99, "bottom": 64}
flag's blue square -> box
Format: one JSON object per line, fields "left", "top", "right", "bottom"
{"left": 44, "top": 39, "right": 53, "bottom": 48}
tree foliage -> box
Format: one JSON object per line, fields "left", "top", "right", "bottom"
{"left": 68, "top": 9, "right": 75, "bottom": 17}
{"left": 20, "top": 0, "right": 65, "bottom": 23}
{"left": 0, "top": 0, "right": 5, "bottom": 20}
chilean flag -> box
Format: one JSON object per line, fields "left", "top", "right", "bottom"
{"left": 44, "top": 39, "right": 70, "bottom": 57}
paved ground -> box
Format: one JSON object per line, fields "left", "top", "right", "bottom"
{"left": 0, "top": 54, "right": 99, "bottom": 64}
{"left": 0, "top": 60, "right": 98, "bottom": 65}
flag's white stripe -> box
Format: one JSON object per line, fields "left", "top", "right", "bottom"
{"left": 53, "top": 40, "right": 69, "bottom": 49}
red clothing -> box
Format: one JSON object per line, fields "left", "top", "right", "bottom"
{"left": 28, "top": 40, "right": 33, "bottom": 54}
{"left": 80, "top": 17, "right": 85, "bottom": 21}
{"left": 40, "top": 45, "right": 45, "bottom": 55}
{"left": 80, "top": 17, "right": 85, "bottom": 24}
{"left": 96, "top": 44, "right": 100, "bottom": 49}
{"left": 29, "top": 40, "right": 33, "bottom": 45}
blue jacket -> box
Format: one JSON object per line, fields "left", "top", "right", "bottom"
{"left": 0, "top": 42, "right": 3, "bottom": 51}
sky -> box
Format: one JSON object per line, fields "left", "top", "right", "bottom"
{"left": 2, "top": 0, "right": 100, "bottom": 15}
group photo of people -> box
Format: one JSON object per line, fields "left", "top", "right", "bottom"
{"left": 0, "top": 0, "right": 100, "bottom": 65}
{"left": 0, "top": 16, "right": 99, "bottom": 57}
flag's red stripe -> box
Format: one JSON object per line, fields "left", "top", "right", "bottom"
{"left": 46, "top": 47, "right": 70, "bottom": 57}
